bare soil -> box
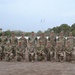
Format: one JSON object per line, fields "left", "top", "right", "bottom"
{"left": 0, "top": 61, "right": 75, "bottom": 75}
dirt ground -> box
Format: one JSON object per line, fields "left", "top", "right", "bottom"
{"left": 0, "top": 61, "right": 75, "bottom": 75}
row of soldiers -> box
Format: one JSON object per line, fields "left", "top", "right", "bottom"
{"left": 0, "top": 31, "right": 75, "bottom": 62}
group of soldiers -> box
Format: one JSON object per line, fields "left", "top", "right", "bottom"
{"left": 0, "top": 31, "right": 75, "bottom": 63}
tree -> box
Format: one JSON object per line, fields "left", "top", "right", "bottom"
{"left": 70, "top": 23, "right": 75, "bottom": 31}
{"left": 4, "top": 30, "right": 11, "bottom": 37}
{"left": 60, "top": 24, "right": 70, "bottom": 32}
{"left": 37, "top": 30, "right": 42, "bottom": 36}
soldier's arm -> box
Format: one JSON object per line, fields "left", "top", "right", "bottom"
{"left": 4, "top": 47, "right": 7, "bottom": 54}
{"left": 71, "top": 48, "right": 74, "bottom": 53}
{"left": 15, "top": 38, "right": 18, "bottom": 44}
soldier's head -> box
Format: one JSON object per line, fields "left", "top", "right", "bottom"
{"left": 18, "top": 40, "right": 21, "bottom": 46}
{"left": 50, "top": 30, "right": 54, "bottom": 36}
{"left": 67, "top": 40, "right": 71, "bottom": 46}
{"left": 21, "top": 33, "right": 24, "bottom": 38}
{"left": 11, "top": 32, "right": 15, "bottom": 37}
{"left": 40, "top": 32, "right": 45, "bottom": 37}
{"left": 47, "top": 41, "right": 51, "bottom": 46}
{"left": 57, "top": 41, "right": 61, "bottom": 46}
{"left": 69, "top": 32, "right": 73, "bottom": 36}
{"left": 31, "top": 31, "right": 35, "bottom": 36}
{"left": 60, "top": 31, "right": 63, "bottom": 36}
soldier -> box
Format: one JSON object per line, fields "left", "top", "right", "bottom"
{"left": 0, "top": 45, "right": 5, "bottom": 60}
{"left": 28, "top": 42, "right": 35, "bottom": 62}
{"left": 28, "top": 32, "right": 37, "bottom": 47}
{"left": 0, "top": 46, "right": 2, "bottom": 61}
{"left": 10, "top": 32, "right": 18, "bottom": 57}
{"left": 67, "top": 32, "right": 74, "bottom": 47}
{"left": 10, "top": 32, "right": 18, "bottom": 45}
{"left": 36, "top": 40, "right": 46, "bottom": 61}
{"left": 19, "top": 33, "right": 27, "bottom": 48}
{"left": 58, "top": 31, "right": 65, "bottom": 47}
{"left": 0, "top": 33, "right": 7, "bottom": 60}
{"left": 48, "top": 30, "right": 56, "bottom": 47}
{"left": 4, "top": 41, "right": 13, "bottom": 61}
{"left": 65, "top": 40, "right": 74, "bottom": 62}
{"left": 39, "top": 33, "right": 47, "bottom": 46}
{"left": 55, "top": 41, "right": 64, "bottom": 62}
{"left": 0, "top": 32, "right": 7, "bottom": 46}
{"left": 45, "top": 41, "right": 55, "bottom": 61}
{"left": 72, "top": 46, "right": 75, "bottom": 62}
{"left": 16, "top": 40, "right": 26, "bottom": 61}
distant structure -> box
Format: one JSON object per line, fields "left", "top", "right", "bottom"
{"left": 0, "top": 28, "right": 2, "bottom": 33}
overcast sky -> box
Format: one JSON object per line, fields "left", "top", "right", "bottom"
{"left": 0, "top": 0, "right": 75, "bottom": 32}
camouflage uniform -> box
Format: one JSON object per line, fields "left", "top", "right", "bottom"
{"left": 36, "top": 41, "right": 46, "bottom": 61}
{"left": 19, "top": 33, "right": 27, "bottom": 48}
{"left": 0, "top": 46, "right": 2, "bottom": 60}
{"left": 28, "top": 42, "right": 35, "bottom": 62}
{"left": 48, "top": 31, "right": 56, "bottom": 47}
{"left": 0, "top": 33, "right": 7, "bottom": 60}
{"left": 55, "top": 41, "right": 64, "bottom": 62}
{"left": 10, "top": 33, "right": 18, "bottom": 57}
{"left": 28, "top": 32, "right": 37, "bottom": 47}
{"left": 0, "top": 33, "right": 7, "bottom": 46}
{"left": 67, "top": 32, "right": 74, "bottom": 47}
{"left": 0, "top": 45, "right": 5, "bottom": 60}
{"left": 39, "top": 33, "right": 47, "bottom": 47}
{"left": 45, "top": 41, "right": 55, "bottom": 61}
{"left": 72, "top": 46, "right": 75, "bottom": 62}
{"left": 4, "top": 42, "right": 13, "bottom": 61}
{"left": 16, "top": 41, "right": 26, "bottom": 61}
{"left": 58, "top": 31, "right": 65, "bottom": 47}
{"left": 65, "top": 41, "right": 74, "bottom": 62}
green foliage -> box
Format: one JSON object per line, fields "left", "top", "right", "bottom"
{"left": 0, "top": 33, "right": 2, "bottom": 36}
{"left": 72, "top": 30, "right": 75, "bottom": 36}
{"left": 4, "top": 30, "right": 11, "bottom": 37}
{"left": 2, "top": 23, "right": 75, "bottom": 36}
{"left": 70, "top": 23, "right": 75, "bottom": 31}
{"left": 60, "top": 24, "right": 70, "bottom": 32}
{"left": 45, "top": 23, "right": 75, "bottom": 36}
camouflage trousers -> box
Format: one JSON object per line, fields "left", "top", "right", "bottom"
{"left": 16, "top": 53, "right": 25, "bottom": 61}
{"left": 29, "top": 52, "right": 35, "bottom": 62}
{"left": 66, "top": 52, "right": 73, "bottom": 62}
{"left": 37, "top": 52, "right": 46, "bottom": 61}
{"left": 5, "top": 53, "right": 14, "bottom": 61}
{"left": 46, "top": 51, "right": 54, "bottom": 61}
{"left": 56, "top": 52, "right": 64, "bottom": 62}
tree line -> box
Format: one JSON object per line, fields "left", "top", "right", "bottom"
{"left": 0, "top": 23, "right": 75, "bottom": 36}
